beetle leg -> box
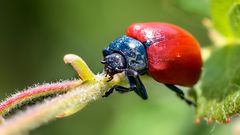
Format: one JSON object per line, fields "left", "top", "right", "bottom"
{"left": 124, "top": 69, "right": 148, "bottom": 100}
{"left": 102, "top": 87, "right": 114, "bottom": 97}
{"left": 102, "top": 85, "right": 132, "bottom": 97}
{"left": 103, "top": 69, "right": 148, "bottom": 100}
{"left": 164, "top": 84, "right": 196, "bottom": 107}
{"left": 124, "top": 69, "right": 138, "bottom": 77}
{"left": 128, "top": 75, "right": 148, "bottom": 100}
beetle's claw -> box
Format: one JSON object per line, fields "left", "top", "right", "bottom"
{"left": 107, "top": 75, "right": 114, "bottom": 82}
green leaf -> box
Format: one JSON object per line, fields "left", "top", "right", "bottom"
{"left": 229, "top": 3, "right": 240, "bottom": 38}
{"left": 195, "top": 44, "right": 240, "bottom": 123}
{"left": 211, "top": 0, "right": 240, "bottom": 40}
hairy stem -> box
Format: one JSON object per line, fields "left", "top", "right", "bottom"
{"left": 0, "top": 73, "right": 126, "bottom": 135}
{"left": 0, "top": 54, "right": 127, "bottom": 135}
{"left": 0, "top": 80, "right": 81, "bottom": 117}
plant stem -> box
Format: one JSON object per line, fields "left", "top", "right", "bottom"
{"left": 0, "top": 73, "right": 126, "bottom": 135}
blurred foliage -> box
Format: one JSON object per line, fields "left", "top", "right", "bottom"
{"left": 229, "top": 3, "right": 240, "bottom": 38}
{"left": 196, "top": 44, "right": 240, "bottom": 123}
{"left": 194, "top": 0, "right": 240, "bottom": 123}
{"left": 0, "top": 0, "right": 237, "bottom": 135}
{"left": 211, "top": 0, "right": 240, "bottom": 42}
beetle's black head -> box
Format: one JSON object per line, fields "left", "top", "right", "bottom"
{"left": 101, "top": 53, "right": 126, "bottom": 82}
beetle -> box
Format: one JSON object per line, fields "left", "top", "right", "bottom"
{"left": 101, "top": 22, "right": 202, "bottom": 105}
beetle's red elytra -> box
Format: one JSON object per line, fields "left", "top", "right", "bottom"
{"left": 127, "top": 22, "right": 202, "bottom": 86}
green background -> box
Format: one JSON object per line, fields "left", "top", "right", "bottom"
{"left": 0, "top": 0, "right": 236, "bottom": 135}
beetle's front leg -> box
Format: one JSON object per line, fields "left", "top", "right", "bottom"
{"left": 125, "top": 68, "right": 148, "bottom": 99}
{"left": 102, "top": 85, "right": 133, "bottom": 97}
{"left": 124, "top": 68, "right": 138, "bottom": 77}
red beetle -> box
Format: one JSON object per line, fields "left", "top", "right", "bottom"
{"left": 101, "top": 22, "right": 202, "bottom": 105}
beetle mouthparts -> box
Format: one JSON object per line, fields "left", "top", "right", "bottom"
{"left": 104, "top": 66, "right": 114, "bottom": 82}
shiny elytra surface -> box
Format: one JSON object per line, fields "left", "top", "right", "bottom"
{"left": 127, "top": 22, "right": 202, "bottom": 86}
